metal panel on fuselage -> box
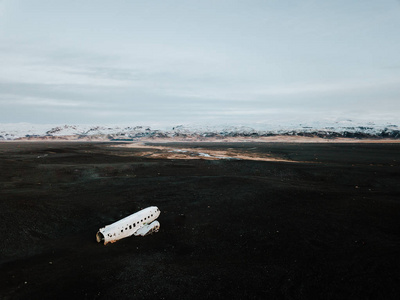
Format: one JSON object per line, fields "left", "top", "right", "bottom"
{"left": 100, "top": 206, "right": 160, "bottom": 244}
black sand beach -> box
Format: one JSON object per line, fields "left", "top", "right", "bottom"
{"left": 0, "top": 141, "right": 399, "bottom": 299}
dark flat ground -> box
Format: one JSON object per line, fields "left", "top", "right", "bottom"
{"left": 0, "top": 142, "right": 399, "bottom": 299}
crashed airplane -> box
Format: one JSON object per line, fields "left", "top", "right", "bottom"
{"left": 96, "top": 206, "right": 160, "bottom": 245}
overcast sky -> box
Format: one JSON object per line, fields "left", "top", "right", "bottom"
{"left": 1, "top": 0, "right": 400, "bottom": 125}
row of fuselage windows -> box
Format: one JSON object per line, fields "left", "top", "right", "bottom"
{"left": 106, "top": 212, "right": 156, "bottom": 238}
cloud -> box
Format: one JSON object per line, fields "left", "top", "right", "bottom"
{"left": 1, "top": 1, "right": 400, "bottom": 125}
{"left": 0, "top": 94, "right": 93, "bottom": 108}
{"left": 252, "top": 78, "right": 400, "bottom": 96}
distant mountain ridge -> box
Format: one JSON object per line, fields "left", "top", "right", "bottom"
{"left": 0, "top": 121, "right": 399, "bottom": 141}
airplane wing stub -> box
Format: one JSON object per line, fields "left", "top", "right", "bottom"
{"left": 134, "top": 221, "right": 160, "bottom": 236}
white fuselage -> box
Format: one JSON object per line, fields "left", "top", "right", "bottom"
{"left": 96, "top": 206, "right": 160, "bottom": 245}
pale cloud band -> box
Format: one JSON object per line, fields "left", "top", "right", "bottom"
{"left": 0, "top": 0, "right": 399, "bottom": 125}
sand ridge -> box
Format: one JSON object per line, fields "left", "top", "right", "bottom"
{"left": 3, "top": 135, "right": 400, "bottom": 143}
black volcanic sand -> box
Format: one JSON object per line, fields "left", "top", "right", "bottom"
{"left": 1, "top": 142, "right": 399, "bottom": 299}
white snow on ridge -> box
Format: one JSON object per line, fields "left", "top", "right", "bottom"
{"left": 0, "top": 119, "right": 399, "bottom": 140}
{"left": 0, "top": 123, "right": 157, "bottom": 140}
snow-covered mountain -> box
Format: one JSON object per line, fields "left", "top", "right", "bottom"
{"left": 0, "top": 120, "right": 399, "bottom": 141}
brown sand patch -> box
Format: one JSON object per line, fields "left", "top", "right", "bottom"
{"left": 111, "top": 143, "right": 310, "bottom": 163}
